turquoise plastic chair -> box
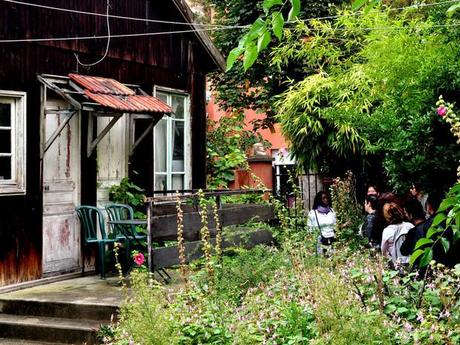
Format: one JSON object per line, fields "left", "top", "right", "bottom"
{"left": 105, "top": 204, "right": 147, "bottom": 246}
{"left": 76, "top": 205, "right": 118, "bottom": 279}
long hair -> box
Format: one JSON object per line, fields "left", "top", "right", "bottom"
{"left": 383, "top": 202, "right": 405, "bottom": 225}
{"left": 312, "top": 191, "right": 328, "bottom": 210}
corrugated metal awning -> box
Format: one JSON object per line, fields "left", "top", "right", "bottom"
{"left": 38, "top": 73, "right": 171, "bottom": 158}
{"left": 69, "top": 74, "right": 171, "bottom": 114}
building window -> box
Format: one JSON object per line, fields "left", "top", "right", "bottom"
{"left": 153, "top": 88, "right": 190, "bottom": 191}
{"left": 0, "top": 91, "right": 26, "bottom": 195}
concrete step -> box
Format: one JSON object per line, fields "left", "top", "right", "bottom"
{"left": 0, "top": 339, "right": 66, "bottom": 345}
{"left": 0, "top": 314, "right": 104, "bottom": 344}
{"left": 0, "top": 299, "right": 117, "bottom": 321}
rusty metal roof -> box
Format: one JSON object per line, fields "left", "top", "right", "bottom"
{"left": 68, "top": 73, "right": 171, "bottom": 114}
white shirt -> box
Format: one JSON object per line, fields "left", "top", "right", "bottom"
{"left": 381, "top": 222, "right": 413, "bottom": 264}
{"left": 307, "top": 209, "right": 336, "bottom": 238}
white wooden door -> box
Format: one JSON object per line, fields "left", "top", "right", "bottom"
{"left": 42, "top": 97, "right": 81, "bottom": 275}
{"left": 96, "top": 116, "right": 129, "bottom": 208}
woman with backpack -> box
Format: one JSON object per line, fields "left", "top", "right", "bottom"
{"left": 381, "top": 202, "right": 413, "bottom": 265}
{"left": 307, "top": 191, "right": 336, "bottom": 255}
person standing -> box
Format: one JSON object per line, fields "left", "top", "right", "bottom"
{"left": 400, "top": 199, "right": 426, "bottom": 257}
{"left": 409, "top": 183, "right": 428, "bottom": 217}
{"left": 381, "top": 202, "right": 413, "bottom": 265}
{"left": 362, "top": 195, "right": 379, "bottom": 247}
{"left": 307, "top": 191, "right": 336, "bottom": 254}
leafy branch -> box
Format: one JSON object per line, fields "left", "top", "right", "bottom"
{"left": 226, "top": 0, "right": 300, "bottom": 71}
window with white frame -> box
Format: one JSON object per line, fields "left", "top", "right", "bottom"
{"left": 153, "top": 88, "right": 190, "bottom": 191}
{"left": 0, "top": 91, "right": 26, "bottom": 195}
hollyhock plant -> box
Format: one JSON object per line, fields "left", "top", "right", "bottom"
{"left": 437, "top": 105, "right": 447, "bottom": 117}
{"left": 133, "top": 252, "right": 145, "bottom": 266}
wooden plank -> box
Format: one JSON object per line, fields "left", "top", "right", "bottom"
{"left": 151, "top": 229, "right": 274, "bottom": 269}
{"left": 150, "top": 204, "right": 274, "bottom": 240}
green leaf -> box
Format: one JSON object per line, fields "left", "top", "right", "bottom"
{"left": 419, "top": 248, "right": 433, "bottom": 268}
{"left": 384, "top": 304, "right": 396, "bottom": 314}
{"left": 226, "top": 47, "right": 243, "bottom": 71}
{"left": 440, "top": 237, "right": 450, "bottom": 253}
{"left": 288, "top": 0, "right": 301, "bottom": 21}
{"left": 352, "top": 0, "right": 367, "bottom": 11}
{"left": 414, "top": 237, "right": 433, "bottom": 250}
{"left": 262, "top": 0, "right": 283, "bottom": 13}
{"left": 431, "top": 213, "right": 447, "bottom": 228}
{"left": 447, "top": 3, "right": 460, "bottom": 17}
{"left": 248, "top": 18, "right": 266, "bottom": 39}
{"left": 243, "top": 43, "right": 258, "bottom": 71}
{"left": 257, "top": 30, "right": 271, "bottom": 52}
{"left": 272, "top": 12, "right": 284, "bottom": 40}
{"left": 454, "top": 229, "right": 460, "bottom": 243}
{"left": 426, "top": 226, "right": 444, "bottom": 239}
{"left": 410, "top": 249, "right": 424, "bottom": 266}
{"left": 437, "top": 197, "right": 456, "bottom": 213}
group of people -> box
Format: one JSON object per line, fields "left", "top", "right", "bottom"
{"left": 306, "top": 184, "right": 450, "bottom": 267}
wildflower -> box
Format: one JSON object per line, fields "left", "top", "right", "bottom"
{"left": 437, "top": 106, "right": 447, "bottom": 117}
{"left": 416, "top": 312, "right": 424, "bottom": 322}
{"left": 439, "top": 309, "right": 451, "bottom": 318}
{"left": 403, "top": 322, "right": 413, "bottom": 332}
{"left": 133, "top": 252, "right": 145, "bottom": 266}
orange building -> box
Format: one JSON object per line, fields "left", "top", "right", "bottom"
{"left": 206, "top": 94, "right": 295, "bottom": 191}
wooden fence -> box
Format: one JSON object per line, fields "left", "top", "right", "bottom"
{"left": 145, "top": 190, "right": 275, "bottom": 271}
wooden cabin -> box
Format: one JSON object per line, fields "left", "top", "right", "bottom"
{"left": 0, "top": 0, "right": 224, "bottom": 286}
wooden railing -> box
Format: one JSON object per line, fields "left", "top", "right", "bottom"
{"left": 144, "top": 189, "right": 275, "bottom": 271}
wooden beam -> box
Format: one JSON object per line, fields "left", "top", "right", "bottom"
{"left": 37, "top": 75, "right": 82, "bottom": 111}
{"left": 43, "top": 109, "right": 78, "bottom": 153}
{"left": 87, "top": 113, "right": 123, "bottom": 157}
{"left": 151, "top": 229, "right": 274, "bottom": 269}
{"left": 129, "top": 116, "right": 161, "bottom": 157}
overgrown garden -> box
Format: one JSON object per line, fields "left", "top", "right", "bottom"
{"left": 103, "top": 1, "right": 460, "bottom": 344}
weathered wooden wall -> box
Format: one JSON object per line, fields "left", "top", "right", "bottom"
{"left": 0, "top": 0, "right": 217, "bottom": 286}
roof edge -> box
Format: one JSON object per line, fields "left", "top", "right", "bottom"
{"left": 171, "top": 0, "right": 225, "bottom": 71}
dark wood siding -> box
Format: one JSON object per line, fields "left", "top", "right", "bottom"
{"left": 0, "top": 0, "right": 216, "bottom": 286}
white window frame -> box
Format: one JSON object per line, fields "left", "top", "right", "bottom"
{"left": 0, "top": 90, "right": 26, "bottom": 195}
{"left": 153, "top": 86, "right": 191, "bottom": 191}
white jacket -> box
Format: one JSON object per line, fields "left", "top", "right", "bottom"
{"left": 307, "top": 209, "right": 336, "bottom": 238}
{"left": 381, "top": 222, "right": 413, "bottom": 264}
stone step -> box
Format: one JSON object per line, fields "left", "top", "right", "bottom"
{"left": 0, "top": 314, "right": 105, "bottom": 345}
{"left": 0, "top": 299, "right": 117, "bottom": 322}
{"left": 0, "top": 339, "right": 66, "bottom": 345}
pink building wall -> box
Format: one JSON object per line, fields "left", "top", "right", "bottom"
{"left": 206, "top": 96, "right": 288, "bottom": 154}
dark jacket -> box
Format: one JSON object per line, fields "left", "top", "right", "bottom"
{"left": 400, "top": 221, "right": 426, "bottom": 256}
{"left": 362, "top": 212, "right": 376, "bottom": 242}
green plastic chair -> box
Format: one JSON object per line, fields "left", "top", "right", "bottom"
{"left": 76, "top": 205, "right": 118, "bottom": 279}
{"left": 105, "top": 204, "right": 147, "bottom": 246}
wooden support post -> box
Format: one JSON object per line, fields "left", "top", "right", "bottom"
{"left": 147, "top": 200, "right": 153, "bottom": 273}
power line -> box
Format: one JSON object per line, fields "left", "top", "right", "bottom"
{"left": 74, "top": 0, "right": 111, "bottom": 67}
{"left": 2, "top": 0, "right": 458, "bottom": 31}
{"left": 0, "top": 0, "right": 247, "bottom": 29}
{"left": 0, "top": 0, "right": 458, "bottom": 44}
{"left": 0, "top": 27, "right": 233, "bottom": 44}
{"left": 1, "top": 20, "right": 459, "bottom": 44}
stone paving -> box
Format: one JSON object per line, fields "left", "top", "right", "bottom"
{"left": 0, "top": 276, "right": 123, "bottom": 307}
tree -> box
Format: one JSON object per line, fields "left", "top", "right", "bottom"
{"left": 272, "top": 3, "right": 460, "bottom": 192}
{"left": 208, "top": 0, "right": 344, "bottom": 129}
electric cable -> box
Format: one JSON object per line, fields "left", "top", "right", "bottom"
{"left": 74, "top": 0, "right": 110, "bottom": 67}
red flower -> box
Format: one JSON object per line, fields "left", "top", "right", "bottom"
{"left": 437, "top": 106, "right": 447, "bottom": 117}
{"left": 133, "top": 252, "right": 145, "bottom": 266}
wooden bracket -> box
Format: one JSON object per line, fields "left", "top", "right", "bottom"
{"left": 87, "top": 113, "right": 123, "bottom": 157}
{"left": 43, "top": 109, "right": 79, "bottom": 154}
{"left": 129, "top": 116, "right": 161, "bottom": 157}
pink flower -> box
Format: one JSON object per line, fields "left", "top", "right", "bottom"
{"left": 437, "top": 106, "right": 447, "bottom": 117}
{"left": 133, "top": 252, "right": 145, "bottom": 266}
